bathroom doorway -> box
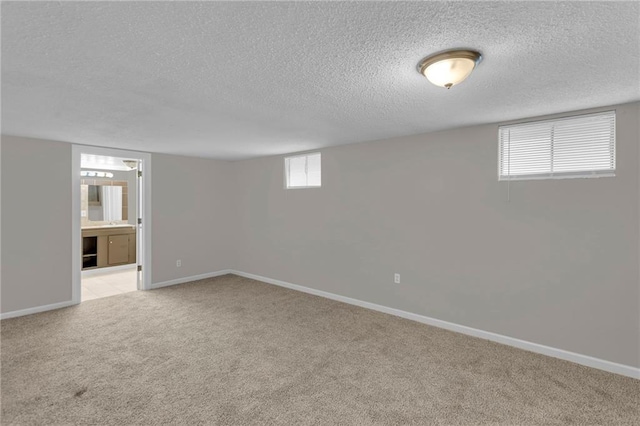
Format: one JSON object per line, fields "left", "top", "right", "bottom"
{"left": 71, "top": 146, "right": 151, "bottom": 303}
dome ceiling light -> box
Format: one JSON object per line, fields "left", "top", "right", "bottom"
{"left": 418, "top": 49, "right": 482, "bottom": 89}
{"left": 122, "top": 160, "right": 138, "bottom": 170}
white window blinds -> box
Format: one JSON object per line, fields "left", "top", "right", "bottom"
{"left": 499, "top": 111, "right": 616, "bottom": 180}
{"left": 285, "top": 152, "right": 321, "bottom": 188}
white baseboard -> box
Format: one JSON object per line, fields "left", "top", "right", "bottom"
{"left": 150, "top": 269, "right": 233, "bottom": 289}
{"left": 3, "top": 269, "right": 637, "bottom": 379}
{"left": 0, "top": 269, "right": 232, "bottom": 319}
{"left": 0, "top": 270, "right": 233, "bottom": 319}
{"left": 229, "top": 270, "right": 640, "bottom": 380}
{"left": 0, "top": 300, "right": 77, "bottom": 320}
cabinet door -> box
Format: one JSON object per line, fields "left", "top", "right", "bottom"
{"left": 108, "top": 234, "right": 130, "bottom": 265}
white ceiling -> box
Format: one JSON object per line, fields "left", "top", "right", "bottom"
{"left": 2, "top": 1, "right": 639, "bottom": 160}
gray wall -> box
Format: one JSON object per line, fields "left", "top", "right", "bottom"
{"left": 1, "top": 103, "right": 638, "bottom": 369}
{"left": 1, "top": 136, "right": 73, "bottom": 312}
{"left": 231, "top": 102, "right": 640, "bottom": 368}
{"left": 0, "top": 138, "right": 234, "bottom": 311}
{"left": 151, "top": 153, "right": 234, "bottom": 284}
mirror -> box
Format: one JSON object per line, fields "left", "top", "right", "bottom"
{"left": 84, "top": 184, "right": 128, "bottom": 222}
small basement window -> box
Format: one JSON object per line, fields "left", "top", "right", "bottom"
{"left": 499, "top": 111, "right": 616, "bottom": 180}
{"left": 285, "top": 152, "right": 321, "bottom": 189}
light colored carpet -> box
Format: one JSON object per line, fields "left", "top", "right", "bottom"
{"left": 1, "top": 274, "right": 638, "bottom": 425}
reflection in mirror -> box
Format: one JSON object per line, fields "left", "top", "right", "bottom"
{"left": 86, "top": 185, "right": 125, "bottom": 222}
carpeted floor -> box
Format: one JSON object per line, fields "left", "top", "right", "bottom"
{"left": 1, "top": 274, "right": 638, "bottom": 425}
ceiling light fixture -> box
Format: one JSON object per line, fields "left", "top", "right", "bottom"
{"left": 418, "top": 49, "right": 482, "bottom": 89}
{"left": 122, "top": 160, "right": 138, "bottom": 170}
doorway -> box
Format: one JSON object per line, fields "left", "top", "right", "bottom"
{"left": 72, "top": 146, "right": 151, "bottom": 303}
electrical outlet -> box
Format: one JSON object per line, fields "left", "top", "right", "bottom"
{"left": 81, "top": 210, "right": 87, "bottom": 217}
{"left": 394, "top": 273, "right": 400, "bottom": 284}
{"left": 176, "top": 259, "right": 182, "bottom": 267}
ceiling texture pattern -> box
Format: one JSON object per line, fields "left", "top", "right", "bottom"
{"left": 2, "top": 1, "right": 639, "bottom": 160}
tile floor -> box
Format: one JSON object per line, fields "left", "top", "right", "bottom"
{"left": 81, "top": 268, "right": 138, "bottom": 302}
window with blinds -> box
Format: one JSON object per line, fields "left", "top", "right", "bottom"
{"left": 498, "top": 111, "right": 616, "bottom": 180}
{"left": 285, "top": 152, "right": 321, "bottom": 188}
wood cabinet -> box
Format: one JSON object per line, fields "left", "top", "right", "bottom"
{"left": 108, "top": 235, "right": 130, "bottom": 265}
{"left": 81, "top": 225, "right": 136, "bottom": 270}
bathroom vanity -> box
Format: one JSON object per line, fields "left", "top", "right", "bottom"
{"left": 81, "top": 225, "right": 136, "bottom": 270}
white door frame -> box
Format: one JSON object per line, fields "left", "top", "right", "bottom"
{"left": 71, "top": 144, "right": 152, "bottom": 304}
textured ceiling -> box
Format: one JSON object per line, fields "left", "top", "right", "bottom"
{"left": 2, "top": 1, "right": 639, "bottom": 160}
